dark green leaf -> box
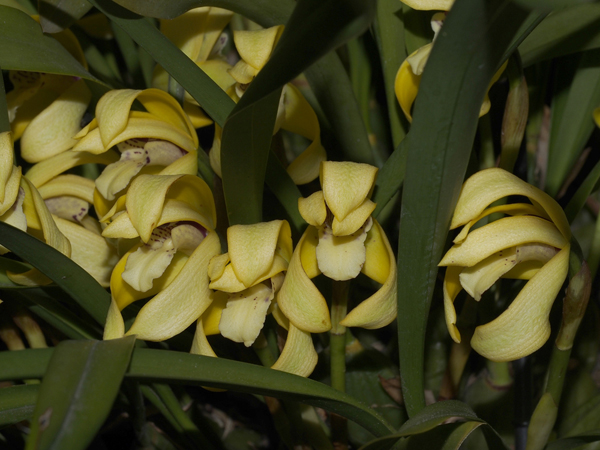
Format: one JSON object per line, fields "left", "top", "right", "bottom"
{"left": 0, "top": 384, "right": 39, "bottom": 426}
{"left": 39, "top": 0, "right": 93, "bottom": 33}
{"left": 221, "top": 0, "right": 375, "bottom": 224}
{"left": 519, "top": 4, "right": 600, "bottom": 66}
{"left": 395, "top": 0, "right": 531, "bottom": 416}
{"left": 112, "top": 0, "right": 294, "bottom": 23}
{"left": 513, "top": 0, "right": 599, "bottom": 12}
{"left": 265, "top": 151, "right": 304, "bottom": 234}
{"left": 0, "top": 222, "right": 111, "bottom": 325}
{"left": 545, "top": 49, "right": 600, "bottom": 197}
{"left": 0, "top": 347, "right": 396, "bottom": 438}
{"left": 546, "top": 431, "right": 600, "bottom": 450}
{"left": 0, "top": 6, "right": 99, "bottom": 82}
{"left": 87, "top": 0, "right": 235, "bottom": 127}
{"left": 565, "top": 158, "right": 600, "bottom": 222}
{"left": 373, "top": 140, "right": 407, "bottom": 218}
{"left": 0, "top": 63, "right": 9, "bottom": 133}
{"left": 25, "top": 337, "right": 136, "bottom": 450}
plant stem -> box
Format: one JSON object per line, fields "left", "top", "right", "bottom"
{"left": 330, "top": 280, "right": 350, "bottom": 449}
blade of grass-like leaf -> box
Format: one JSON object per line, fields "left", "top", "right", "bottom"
{"left": 221, "top": 0, "right": 376, "bottom": 224}
{"left": 565, "top": 158, "right": 600, "bottom": 222}
{"left": 0, "top": 64, "right": 9, "bottom": 133}
{"left": 0, "top": 222, "right": 110, "bottom": 325}
{"left": 25, "top": 337, "right": 136, "bottom": 450}
{"left": 545, "top": 49, "right": 600, "bottom": 197}
{"left": 87, "top": 0, "right": 235, "bottom": 127}
{"left": 546, "top": 432, "right": 600, "bottom": 450}
{"left": 0, "top": 384, "right": 39, "bottom": 426}
{"left": 0, "top": 347, "right": 396, "bottom": 438}
{"left": 0, "top": 6, "right": 100, "bottom": 82}
{"left": 513, "top": 0, "right": 599, "bottom": 11}
{"left": 359, "top": 401, "right": 508, "bottom": 450}
{"left": 374, "top": 0, "right": 408, "bottom": 148}
{"left": 39, "top": 0, "right": 93, "bottom": 33}
{"left": 112, "top": 0, "right": 293, "bottom": 23}
{"left": 373, "top": 140, "right": 407, "bottom": 218}
{"left": 395, "top": 0, "right": 531, "bottom": 417}
{"left": 266, "top": 151, "right": 304, "bottom": 233}
{"left": 403, "top": 5, "right": 432, "bottom": 55}
{"left": 519, "top": 4, "right": 600, "bottom": 66}
{"left": 3, "top": 289, "right": 102, "bottom": 340}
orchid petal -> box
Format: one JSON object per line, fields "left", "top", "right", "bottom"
{"left": 471, "top": 246, "right": 570, "bottom": 362}
{"left": 332, "top": 199, "right": 376, "bottom": 236}
{"left": 439, "top": 215, "right": 567, "bottom": 268}
{"left": 103, "top": 297, "right": 125, "bottom": 340}
{"left": 0, "top": 165, "right": 22, "bottom": 216}
{"left": 53, "top": 216, "right": 118, "bottom": 287}
{"left": 228, "top": 220, "right": 291, "bottom": 288}
{"left": 361, "top": 219, "right": 391, "bottom": 285}
{"left": 271, "top": 323, "right": 317, "bottom": 377}
{"left": 340, "top": 220, "right": 397, "bottom": 329}
{"left": 20, "top": 79, "right": 91, "bottom": 163}
{"left": 201, "top": 291, "right": 228, "bottom": 336}
{"left": 191, "top": 318, "right": 218, "bottom": 357}
{"left": 394, "top": 51, "right": 423, "bottom": 123}
{"left": 400, "top": 0, "right": 454, "bottom": 10}
{"left": 38, "top": 175, "right": 95, "bottom": 204}
{"left": 0, "top": 132, "right": 14, "bottom": 202}
{"left": 125, "top": 230, "right": 220, "bottom": 341}
{"left": 450, "top": 168, "right": 571, "bottom": 239}
{"left": 278, "top": 228, "right": 331, "bottom": 333}
{"left": 298, "top": 191, "right": 327, "bottom": 227}
{"left": 219, "top": 283, "right": 273, "bottom": 347}
{"left": 233, "top": 26, "right": 283, "bottom": 72}
{"left": 443, "top": 265, "right": 463, "bottom": 343}
{"left": 321, "top": 161, "right": 377, "bottom": 221}
{"left": 45, "top": 196, "right": 88, "bottom": 222}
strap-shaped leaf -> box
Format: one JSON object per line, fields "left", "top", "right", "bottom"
{"left": 0, "top": 347, "right": 395, "bottom": 438}
{"left": 395, "top": 0, "right": 531, "bottom": 416}
{"left": 513, "top": 0, "right": 600, "bottom": 11}
{"left": 0, "top": 384, "right": 38, "bottom": 426}
{"left": 0, "top": 6, "right": 99, "bottom": 82}
{"left": 519, "top": 4, "right": 600, "bottom": 66}
{"left": 221, "top": 0, "right": 375, "bottom": 225}
{"left": 0, "top": 222, "right": 110, "bottom": 325}
{"left": 25, "top": 337, "right": 136, "bottom": 450}
{"left": 39, "top": 0, "right": 93, "bottom": 33}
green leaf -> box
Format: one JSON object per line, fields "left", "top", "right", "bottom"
{"left": 513, "top": 0, "right": 599, "bottom": 12}
{"left": 359, "top": 401, "right": 508, "bottom": 450}
{"left": 221, "top": 0, "right": 375, "bottom": 225}
{"left": 519, "top": 4, "right": 600, "bottom": 66}
{"left": 265, "top": 151, "right": 304, "bottom": 234}
{"left": 565, "top": 158, "right": 600, "bottom": 223}
{"left": 0, "top": 384, "right": 39, "bottom": 426}
{"left": 25, "top": 337, "right": 136, "bottom": 450}
{"left": 545, "top": 49, "right": 600, "bottom": 197}
{"left": 373, "top": 140, "right": 407, "bottom": 218}
{"left": 112, "top": 0, "right": 294, "bottom": 23}
{"left": 87, "top": 0, "right": 235, "bottom": 127}
{"left": 0, "top": 348, "right": 396, "bottom": 438}
{"left": 0, "top": 222, "right": 111, "bottom": 325}
{"left": 546, "top": 431, "right": 600, "bottom": 450}
{"left": 374, "top": 0, "right": 408, "bottom": 148}
{"left": 0, "top": 6, "right": 99, "bottom": 82}
{"left": 39, "top": 0, "right": 93, "bottom": 33}
{"left": 0, "top": 63, "right": 9, "bottom": 133}
{"left": 395, "top": 0, "right": 532, "bottom": 417}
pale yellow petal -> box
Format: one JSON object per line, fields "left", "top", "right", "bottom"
{"left": 321, "top": 161, "right": 378, "bottom": 221}
{"left": 25, "top": 149, "right": 119, "bottom": 188}
{"left": 95, "top": 89, "right": 142, "bottom": 147}
{"left": 53, "top": 216, "right": 118, "bottom": 287}
{"left": 298, "top": 191, "right": 327, "bottom": 227}
{"left": 439, "top": 215, "right": 567, "bottom": 267}
{"left": 443, "top": 266, "right": 463, "bottom": 343}
{"left": 394, "top": 53, "right": 421, "bottom": 123}
{"left": 125, "top": 230, "right": 220, "bottom": 341}
{"left": 233, "top": 26, "right": 283, "bottom": 71}
{"left": 451, "top": 168, "right": 571, "bottom": 239}
{"left": 471, "top": 246, "right": 570, "bottom": 362}
{"left": 201, "top": 291, "right": 228, "bottom": 336}
{"left": 340, "top": 220, "right": 397, "bottom": 329}
{"left": 361, "top": 219, "right": 391, "bottom": 285}
{"left": 103, "top": 297, "right": 125, "bottom": 340}
{"left": 191, "top": 318, "right": 218, "bottom": 357}
{"left": 219, "top": 283, "right": 273, "bottom": 346}
{"left": 271, "top": 322, "right": 317, "bottom": 377}
{"left": 400, "top": 0, "right": 453, "bottom": 10}
{"left": 300, "top": 224, "right": 321, "bottom": 279}
{"left": 278, "top": 228, "right": 331, "bottom": 333}
{"left": 20, "top": 79, "right": 91, "bottom": 163}
{"left": 0, "top": 132, "right": 14, "bottom": 203}
{"left": 38, "top": 175, "right": 95, "bottom": 204}
{"left": 332, "top": 199, "right": 375, "bottom": 236}
{"left": 0, "top": 165, "right": 22, "bottom": 216}
{"left": 228, "top": 220, "right": 291, "bottom": 287}
{"left": 316, "top": 219, "right": 371, "bottom": 281}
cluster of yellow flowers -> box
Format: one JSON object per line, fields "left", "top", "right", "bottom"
{"left": 0, "top": 7, "right": 398, "bottom": 378}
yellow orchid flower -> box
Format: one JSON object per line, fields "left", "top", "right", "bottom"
{"left": 71, "top": 88, "right": 199, "bottom": 217}
{"left": 102, "top": 173, "right": 220, "bottom": 343}
{"left": 394, "top": 13, "right": 506, "bottom": 123}
{"left": 439, "top": 168, "right": 571, "bottom": 362}
{"left": 190, "top": 220, "right": 318, "bottom": 377}
{"left": 400, "top": 0, "right": 454, "bottom": 10}
{"left": 278, "top": 161, "right": 397, "bottom": 334}
{"left": 6, "top": 23, "right": 91, "bottom": 163}
{"left": 152, "top": 7, "right": 234, "bottom": 127}
{"left": 209, "top": 26, "right": 327, "bottom": 185}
